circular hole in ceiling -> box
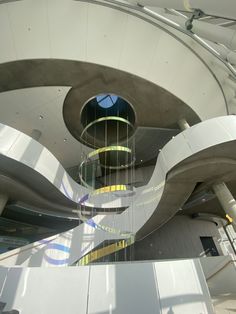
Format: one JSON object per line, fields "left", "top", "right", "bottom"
{"left": 96, "top": 94, "right": 118, "bottom": 109}
{"left": 80, "top": 94, "right": 136, "bottom": 144}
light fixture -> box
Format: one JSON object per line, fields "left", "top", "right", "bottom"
{"left": 39, "top": 115, "right": 43, "bottom": 120}
{"left": 63, "top": 138, "right": 67, "bottom": 142}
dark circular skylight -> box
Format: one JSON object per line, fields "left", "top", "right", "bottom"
{"left": 96, "top": 94, "right": 118, "bottom": 108}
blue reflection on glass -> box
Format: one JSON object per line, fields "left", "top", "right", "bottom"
{"left": 96, "top": 94, "right": 118, "bottom": 108}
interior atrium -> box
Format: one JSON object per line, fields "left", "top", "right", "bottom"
{"left": 0, "top": 0, "right": 236, "bottom": 313}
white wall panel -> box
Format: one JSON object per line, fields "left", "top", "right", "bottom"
{"left": 0, "top": 0, "right": 229, "bottom": 121}
{"left": 146, "top": 32, "right": 185, "bottom": 89}
{"left": 87, "top": 4, "right": 128, "bottom": 68}
{"left": 0, "top": 259, "right": 214, "bottom": 314}
{"left": 154, "top": 259, "right": 214, "bottom": 314}
{"left": 0, "top": 5, "right": 16, "bottom": 62}
{"left": 161, "top": 133, "right": 192, "bottom": 170}
{"left": 119, "top": 15, "right": 161, "bottom": 77}
{"left": 183, "top": 115, "right": 234, "bottom": 153}
{"left": 188, "top": 68, "right": 228, "bottom": 120}
{"left": 47, "top": 0, "right": 87, "bottom": 60}
{"left": 7, "top": 0, "right": 50, "bottom": 59}
{"left": 0, "top": 125, "right": 19, "bottom": 153}
{"left": 0, "top": 267, "right": 89, "bottom": 314}
{"left": 170, "top": 46, "right": 200, "bottom": 104}
{"left": 88, "top": 262, "right": 161, "bottom": 314}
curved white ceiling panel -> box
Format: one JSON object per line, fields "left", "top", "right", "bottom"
{"left": 0, "top": 0, "right": 227, "bottom": 120}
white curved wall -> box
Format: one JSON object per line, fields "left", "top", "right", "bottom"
{"left": 0, "top": 0, "right": 227, "bottom": 120}
{"left": 0, "top": 122, "right": 134, "bottom": 209}
{"left": 1, "top": 115, "right": 236, "bottom": 267}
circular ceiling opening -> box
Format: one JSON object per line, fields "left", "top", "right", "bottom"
{"left": 96, "top": 94, "right": 118, "bottom": 108}
{"left": 80, "top": 94, "right": 136, "bottom": 146}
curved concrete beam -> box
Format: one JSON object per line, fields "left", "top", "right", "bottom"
{"left": 0, "top": 59, "right": 200, "bottom": 128}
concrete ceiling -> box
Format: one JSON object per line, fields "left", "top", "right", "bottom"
{"left": 0, "top": 86, "right": 92, "bottom": 168}
{"left": 0, "top": 0, "right": 234, "bottom": 226}
{"left": 0, "top": 0, "right": 229, "bottom": 118}
{"left": 0, "top": 59, "right": 199, "bottom": 169}
{"left": 0, "top": 0, "right": 231, "bottom": 171}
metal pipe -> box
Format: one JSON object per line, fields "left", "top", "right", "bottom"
{"left": 160, "top": 14, "right": 236, "bottom": 50}
{"left": 212, "top": 182, "right": 236, "bottom": 230}
{"left": 133, "top": 0, "right": 236, "bottom": 21}
{"left": 203, "top": 41, "right": 236, "bottom": 66}
{"left": 223, "top": 224, "right": 236, "bottom": 256}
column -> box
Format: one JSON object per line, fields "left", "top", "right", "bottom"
{"left": 178, "top": 118, "right": 190, "bottom": 131}
{"left": 212, "top": 182, "right": 236, "bottom": 229}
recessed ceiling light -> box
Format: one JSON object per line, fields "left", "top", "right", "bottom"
{"left": 63, "top": 138, "right": 67, "bottom": 142}
{"left": 141, "top": 159, "right": 143, "bottom": 162}
{"left": 39, "top": 115, "right": 43, "bottom": 120}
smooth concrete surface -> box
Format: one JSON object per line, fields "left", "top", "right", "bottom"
{"left": 0, "top": 259, "right": 214, "bottom": 314}
{"left": 62, "top": 76, "right": 198, "bottom": 145}
{"left": 30, "top": 129, "right": 41, "bottom": 141}
{"left": 2, "top": 116, "right": 236, "bottom": 266}
{"left": 0, "top": 0, "right": 229, "bottom": 122}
